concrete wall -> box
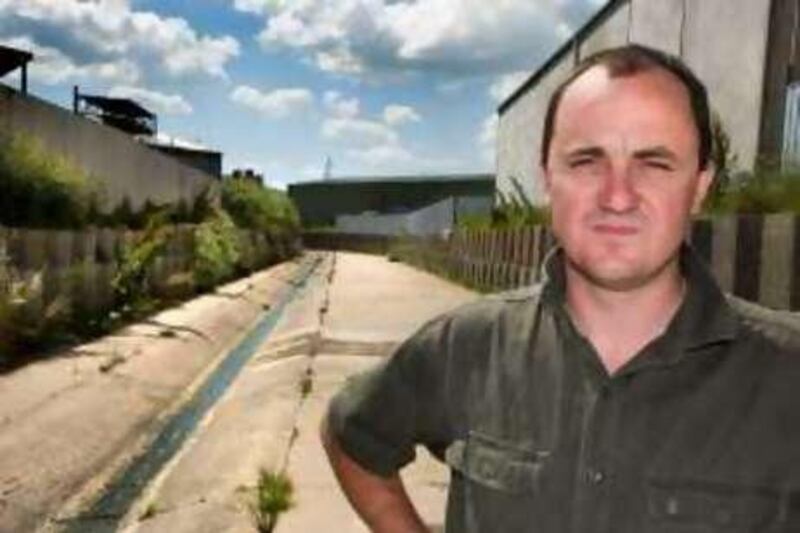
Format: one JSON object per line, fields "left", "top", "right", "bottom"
{"left": 0, "top": 84, "right": 219, "bottom": 211}
{"left": 0, "top": 224, "right": 294, "bottom": 316}
{"left": 150, "top": 144, "right": 222, "bottom": 179}
{"left": 578, "top": 1, "right": 630, "bottom": 57}
{"left": 628, "top": 0, "right": 683, "bottom": 55}
{"left": 496, "top": 59, "right": 574, "bottom": 204}
{"left": 681, "top": 0, "right": 772, "bottom": 172}
{"left": 496, "top": 0, "right": 772, "bottom": 205}
{"left": 758, "top": 0, "right": 800, "bottom": 164}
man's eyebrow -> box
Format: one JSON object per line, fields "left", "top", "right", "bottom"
{"left": 564, "top": 146, "right": 605, "bottom": 159}
{"left": 632, "top": 146, "right": 679, "bottom": 160}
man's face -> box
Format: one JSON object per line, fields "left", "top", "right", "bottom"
{"left": 543, "top": 66, "right": 712, "bottom": 291}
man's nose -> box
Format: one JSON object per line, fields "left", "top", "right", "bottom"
{"left": 597, "top": 166, "right": 639, "bottom": 213}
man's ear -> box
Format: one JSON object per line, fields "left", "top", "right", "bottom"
{"left": 691, "top": 165, "right": 715, "bottom": 215}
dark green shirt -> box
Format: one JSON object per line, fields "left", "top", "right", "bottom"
{"left": 327, "top": 246, "right": 800, "bottom": 532}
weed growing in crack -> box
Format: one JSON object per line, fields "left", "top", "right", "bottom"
{"left": 250, "top": 468, "right": 294, "bottom": 533}
{"left": 299, "top": 368, "right": 313, "bottom": 398}
{"left": 139, "top": 503, "right": 159, "bottom": 521}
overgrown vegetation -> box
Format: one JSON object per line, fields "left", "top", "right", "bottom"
{"left": 193, "top": 207, "right": 241, "bottom": 291}
{"left": 457, "top": 176, "right": 550, "bottom": 231}
{"left": 0, "top": 132, "right": 216, "bottom": 229}
{"left": 249, "top": 468, "right": 294, "bottom": 533}
{"left": 222, "top": 178, "right": 299, "bottom": 236}
{"left": 0, "top": 268, "right": 67, "bottom": 357}
{"left": 0, "top": 133, "right": 97, "bottom": 228}
{"left": 704, "top": 168, "right": 800, "bottom": 214}
{"left": 0, "top": 134, "right": 302, "bottom": 369}
{"left": 702, "top": 112, "right": 800, "bottom": 214}
{"left": 112, "top": 213, "right": 171, "bottom": 316}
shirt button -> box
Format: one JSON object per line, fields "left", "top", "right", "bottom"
{"left": 585, "top": 468, "right": 606, "bottom": 485}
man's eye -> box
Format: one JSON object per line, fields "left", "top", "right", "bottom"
{"left": 644, "top": 160, "right": 673, "bottom": 171}
{"left": 568, "top": 159, "right": 594, "bottom": 168}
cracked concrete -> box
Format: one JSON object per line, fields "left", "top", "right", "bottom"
{"left": 0, "top": 256, "right": 316, "bottom": 533}
{"left": 0, "top": 251, "right": 478, "bottom": 532}
{"left": 120, "top": 252, "right": 478, "bottom": 532}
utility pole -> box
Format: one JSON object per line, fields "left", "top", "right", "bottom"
{"left": 323, "top": 156, "right": 332, "bottom": 180}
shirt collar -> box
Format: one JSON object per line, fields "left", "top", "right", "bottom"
{"left": 540, "top": 243, "right": 739, "bottom": 355}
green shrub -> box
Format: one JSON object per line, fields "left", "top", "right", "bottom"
{"left": 699, "top": 111, "right": 800, "bottom": 215}
{"left": 222, "top": 179, "right": 300, "bottom": 236}
{"left": 703, "top": 111, "right": 738, "bottom": 211}
{"left": 0, "top": 268, "right": 74, "bottom": 365}
{"left": 112, "top": 215, "right": 171, "bottom": 312}
{"left": 0, "top": 133, "right": 97, "bottom": 228}
{"left": 458, "top": 176, "right": 550, "bottom": 230}
{"left": 705, "top": 169, "right": 800, "bottom": 214}
{"left": 250, "top": 468, "right": 294, "bottom": 533}
{"left": 193, "top": 208, "right": 241, "bottom": 290}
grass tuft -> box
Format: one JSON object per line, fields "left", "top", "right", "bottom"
{"left": 250, "top": 468, "right": 294, "bottom": 533}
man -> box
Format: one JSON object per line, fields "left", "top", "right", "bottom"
{"left": 321, "top": 44, "right": 800, "bottom": 532}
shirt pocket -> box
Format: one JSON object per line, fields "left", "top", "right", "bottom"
{"left": 444, "top": 430, "right": 550, "bottom": 494}
{"left": 645, "top": 477, "right": 790, "bottom": 532}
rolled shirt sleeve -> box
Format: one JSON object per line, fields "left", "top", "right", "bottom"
{"left": 326, "top": 314, "right": 453, "bottom": 477}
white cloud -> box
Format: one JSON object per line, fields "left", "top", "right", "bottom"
{"left": 478, "top": 113, "right": 498, "bottom": 165}
{"left": 343, "top": 142, "right": 465, "bottom": 175}
{"left": 322, "top": 117, "right": 398, "bottom": 148}
{"left": 230, "top": 85, "right": 314, "bottom": 118}
{"left": 323, "top": 91, "right": 360, "bottom": 118}
{"left": 232, "top": 0, "right": 277, "bottom": 15}
{"left": 346, "top": 143, "right": 416, "bottom": 167}
{"left": 0, "top": 35, "right": 140, "bottom": 85}
{"left": 489, "top": 70, "right": 529, "bottom": 103}
{"left": 254, "top": 0, "right": 598, "bottom": 77}
{"left": 383, "top": 104, "right": 421, "bottom": 126}
{"left": 108, "top": 85, "right": 192, "bottom": 115}
{"left": 0, "top": 0, "right": 240, "bottom": 79}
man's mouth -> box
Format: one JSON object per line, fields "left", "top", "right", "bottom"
{"left": 592, "top": 223, "right": 639, "bottom": 236}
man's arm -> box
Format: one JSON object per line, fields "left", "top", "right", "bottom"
{"left": 320, "top": 415, "right": 428, "bottom": 533}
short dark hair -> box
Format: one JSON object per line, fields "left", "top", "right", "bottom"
{"left": 540, "top": 44, "right": 712, "bottom": 171}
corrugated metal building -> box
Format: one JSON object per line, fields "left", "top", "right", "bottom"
{"left": 496, "top": 0, "right": 800, "bottom": 205}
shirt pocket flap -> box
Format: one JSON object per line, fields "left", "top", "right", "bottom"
{"left": 646, "top": 478, "right": 785, "bottom": 529}
{"left": 445, "top": 432, "right": 549, "bottom": 494}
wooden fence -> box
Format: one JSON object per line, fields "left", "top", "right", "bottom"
{"left": 304, "top": 213, "right": 800, "bottom": 311}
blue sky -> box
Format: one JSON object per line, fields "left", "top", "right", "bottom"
{"left": 0, "top": 0, "right": 602, "bottom": 189}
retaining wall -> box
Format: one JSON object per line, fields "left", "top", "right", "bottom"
{"left": 0, "top": 84, "right": 219, "bottom": 211}
{"left": 0, "top": 225, "right": 292, "bottom": 316}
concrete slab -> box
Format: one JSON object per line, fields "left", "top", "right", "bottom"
{"left": 276, "top": 355, "right": 448, "bottom": 533}
{"left": 323, "top": 252, "right": 477, "bottom": 343}
{"left": 0, "top": 257, "right": 314, "bottom": 532}
{"left": 122, "top": 356, "right": 309, "bottom": 533}
{"left": 119, "top": 252, "right": 476, "bottom": 532}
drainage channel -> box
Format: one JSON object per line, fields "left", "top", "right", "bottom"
{"left": 62, "top": 255, "right": 323, "bottom": 533}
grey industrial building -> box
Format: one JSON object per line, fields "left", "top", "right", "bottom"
{"left": 288, "top": 174, "right": 494, "bottom": 228}
{"left": 496, "top": 0, "right": 800, "bottom": 205}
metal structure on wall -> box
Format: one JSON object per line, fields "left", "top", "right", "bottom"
{"left": 73, "top": 86, "right": 158, "bottom": 136}
{"left": 0, "top": 45, "right": 32, "bottom": 95}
